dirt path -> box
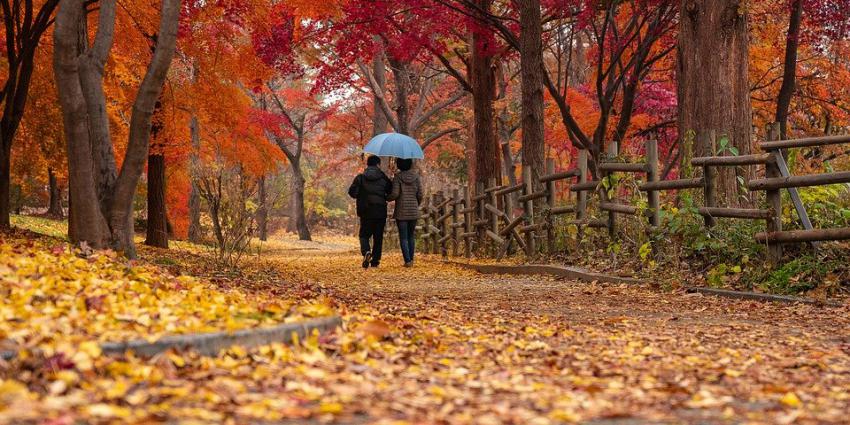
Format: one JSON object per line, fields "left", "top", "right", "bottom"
{"left": 259, "top": 244, "right": 850, "bottom": 424}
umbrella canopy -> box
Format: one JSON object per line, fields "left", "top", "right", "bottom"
{"left": 363, "top": 133, "right": 424, "bottom": 159}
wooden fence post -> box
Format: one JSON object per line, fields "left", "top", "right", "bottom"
{"left": 646, "top": 139, "right": 660, "bottom": 228}
{"left": 522, "top": 166, "right": 537, "bottom": 255}
{"left": 576, "top": 150, "right": 588, "bottom": 243}
{"left": 702, "top": 130, "right": 717, "bottom": 228}
{"left": 545, "top": 158, "right": 557, "bottom": 254}
{"left": 605, "top": 141, "right": 618, "bottom": 238}
{"left": 476, "top": 182, "right": 485, "bottom": 255}
{"left": 487, "top": 178, "right": 499, "bottom": 256}
{"left": 452, "top": 188, "right": 461, "bottom": 257}
{"left": 431, "top": 192, "right": 440, "bottom": 254}
{"left": 463, "top": 186, "right": 472, "bottom": 258}
{"left": 765, "top": 123, "right": 783, "bottom": 263}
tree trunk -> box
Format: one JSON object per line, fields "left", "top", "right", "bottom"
{"left": 188, "top": 115, "right": 202, "bottom": 242}
{"left": 256, "top": 175, "right": 268, "bottom": 241}
{"left": 290, "top": 163, "right": 311, "bottom": 241}
{"left": 47, "top": 168, "right": 63, "bottom": 218}
{"left": 54, "top": 0, "right": 181, "bottom": 257}
{"left": 0, "top": 149, "right": 9, "bottom": 227}
{"left": 388, "top": 57, "right": 410, "bottom": 135}
{"left": 372, "top": 41, "right": 389, "bottom": 137}
{"left": 775, "top": 0, "right": 803, "bottom": 141}
{"left": 517, "top": 0, "right": 546, "bottom": 186}
{"left": 55, "top": 0, "right": 111, "bottom": 248}
{"left": 144, "top": 153, "right": 168, "bottom": 248}
{"left": 470, "top": 0, "right": 500, "bottom": 188}
{"left": 678, "top": 0, "right": 752, "bottom": 206}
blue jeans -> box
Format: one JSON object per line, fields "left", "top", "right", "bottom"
{"left": 397, "top": 220, "right": 417, "bottom": 263}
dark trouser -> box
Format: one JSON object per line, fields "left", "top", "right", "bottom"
{"left": 359, "top": 218, "right": 386, "bottom": 266}
{"left": 397, "top": 220, "right": 417, "bottom": 264}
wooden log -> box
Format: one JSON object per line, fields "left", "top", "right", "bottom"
{"left": 759, "top": 133, "right": 850, "bottom": 150}
{"left": 755, "top": 227, "right": 850, "bottom": 243}
{"left": 570, "top": 180, "right": 601, "bottom": 192}
{"left": 638, "top": 178, "right": 704, "bottom": 191}
{"left": 698, "top": 207, "right": 772, "bottom": 219}
{"left": 436, "top": 212, "right": 453, "bottom": 223}
{"left": 484, "top": 203, "right": 507, "bottom": 218}
{"left": 499, "top": 215, "right": 525, "bottom": 236}
{"left": 485, "top": 184, "right": 507, "bottom": 193}
{"left": 646, "top": 139, "right": 660, "bottom": 229}
{"left": 516, "top": 190, "right": 548, "bottom": 203}
{"left": 747, "top": 171, "right": 850, "bottom": 191}
{"left": 494, "top": 183, "right": 524, "bottom": 196}
{"left": 451, "top": 222, "right": 465, "bottom": 229}
{"left": 485, "top": 230, "right": 505, "bottom": 245}
{"left": 428, "top": 225, "right": 441, "bottom": 234}
{"left": 520, "top": 223, "right": 547, "bottom": 233}
{"left": 460, "top": 207, "right": 477, "bottom": 214}
{"left": 550, "top": 206, "right": 575, "bottom": 216}
{"left": 451, "top": 189, "right": 461, "bottom": 257}
{"left": 598, "top": 162, "right": 648, "bottom": 173}
{"left": 438, "top": 234, "right": 453, "bottom": 244}
{"left": 691, "top": 153, "right": 775, "bottom": 166}
{"left": 599, "top": 202, "right": 637, "bottom": 215}
{"left": 473, "top": 219, "right": 489, "bottom": 226}
{"left": 539, "top": 169, "right": 580, "bottom": 183}
{"left": 463, "top": 186, "right": 472, "bottom": 258}
{"left": 570, "top": 219, "right": 609, "bottom": 229}
{"left": 461, "top": 231, "right": 477, "bottom": 238}
{"left": 471, "top": 194, "right": 487, "bottom": 202}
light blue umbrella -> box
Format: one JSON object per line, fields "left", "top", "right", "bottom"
{"left": 363, "top": 133, "right": 424, "bottom": 159}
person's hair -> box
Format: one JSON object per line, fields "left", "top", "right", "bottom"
{"left": 366, "top": 156, "right": 381, "bottom": 167}
{"left": 396, "top": 158, "right": 413, "bottom": 171}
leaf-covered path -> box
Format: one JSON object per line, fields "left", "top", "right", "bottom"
{"left": 253, "top": 239, "right": 850, "bottom": 424}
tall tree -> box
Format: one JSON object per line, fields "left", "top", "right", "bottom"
{"left": 0, "top": 0, "right": 59, "bottom": 227}
{"left": 775, "top": 0, "right": 804, "bottom": 141}
{"left": 678, "top": 0, "right": 753, "bottom": 205}
{"left": 517, "top": 0, "right": 545, "bottom": 182}
{"left": 53, "top": 0, "right": 181, "bottom": 257}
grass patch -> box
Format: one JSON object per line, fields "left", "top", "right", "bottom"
{"left": 10, "top": 214, "right": 68, "bottom": 240}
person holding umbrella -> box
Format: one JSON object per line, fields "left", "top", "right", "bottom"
{"left": 348, "top": 155, "right": 392, "bottom": 269}
{"left": 362, "top": 133, "right": 425, "bottom": 268}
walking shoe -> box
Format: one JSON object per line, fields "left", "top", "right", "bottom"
{"left": 403, "top": 262, "right": 413, "bottom": 268}
{"left": 362, "top": 251, "right": 372, "bottom": 269}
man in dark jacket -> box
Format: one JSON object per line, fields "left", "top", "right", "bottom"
{"left": 348, "top": 156, "right": 392, "bottom": 268}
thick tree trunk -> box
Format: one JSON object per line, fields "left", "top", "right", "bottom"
{"left": 388, "top": 57, "right": 410, "bottom": 135}
{"left": 144, "top": 153, "right": 168, "bottom": 248}
{"left": 470, "top": 0, "right": 500, "bottom": 188}
{"left": 47, "top": 168, "right": 63, "bottom": 218}
{"left": 290, "top": 164, "right": 311, "bottom": 241}
{"left": 188, "top": 115, "right": 202, "bottom": 242}
{"left": 678, "top": 0, "right": 752, "bottom": 206}
{"left": 256, "top": 176, "right": 268, "bottom": 241}
{"left": 54, "top": 0, "right": 111, "bottom": 248}
{"left": 54, "top": 0, "right": 181, "bottom": 257}
{"left": 775, "top": 0, "right": 803, "bottom": 141}
{"left": 517, "top": 0, "right": 546, "bottom": 186}
{"left": 372, "top": 42, "right": 389, "bottom": 137}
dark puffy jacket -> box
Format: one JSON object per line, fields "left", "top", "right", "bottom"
{"left": 389, "top": 170, "right": 423, "bottom": 220}
{"left": 348, "top": 166, "right": 392, "bottom": 219}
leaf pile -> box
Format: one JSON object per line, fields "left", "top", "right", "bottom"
{"left": 1, "top": 230, "right": 849, "bottom": 424}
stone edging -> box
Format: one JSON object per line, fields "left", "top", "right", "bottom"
{"left": 686, "top": 287, "right": 843, "bottom": 307}
{"left": 1, "top": 316, "right": 342, "bottom": 361}
{"left": 447, "top": 261, "right": 646, "bottom": 285}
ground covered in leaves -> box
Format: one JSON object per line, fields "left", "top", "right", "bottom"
{"left": 1, "top": 221, "right": 849, "bottom": 424}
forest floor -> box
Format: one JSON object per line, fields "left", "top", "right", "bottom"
{"left": 1, "top": 219, "right": 850, "bottom": 424}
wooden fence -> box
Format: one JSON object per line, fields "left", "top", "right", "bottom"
{"left": 397, "top": 124, "right": 850, "bottom": 263}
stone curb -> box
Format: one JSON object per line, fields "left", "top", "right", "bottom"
{"left": 1, "top": 316, "right": 342, "bottom": 361}
{"left": 686, "top": 287, "right": 843, "bottom": 308}
{"left": 447, "top": 261, "right": 646, "bottom": 285}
